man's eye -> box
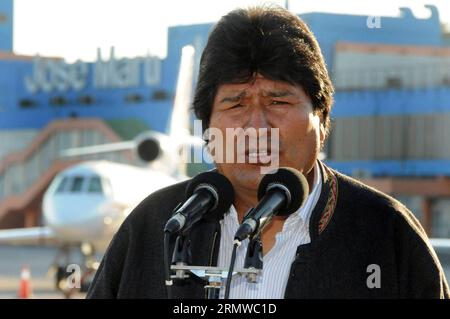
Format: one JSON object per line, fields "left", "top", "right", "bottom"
{"left": 271, "top": 100, "right": 288, "bottom": 106}
{"left": 229, "top": 104, "right": 243, "bottom": 109}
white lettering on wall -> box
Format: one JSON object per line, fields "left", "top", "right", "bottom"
{"left": 25, "top": 56, "right": 88, "bottom": 93}
{"left": 94, "top": 47, "right": 161, "bottom": 89}
{"left": 144, "top": 52, "right": 161, "bottom": 86}
{"left": 24, "top": 47, "right": 162, "bottom": 94}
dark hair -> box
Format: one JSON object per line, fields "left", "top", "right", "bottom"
{"left": 193, "top": 6, "right": 334, "bottom": 137}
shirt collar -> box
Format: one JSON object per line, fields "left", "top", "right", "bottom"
{"left": 296, "top": 161, "right": 322, "bottom": 222}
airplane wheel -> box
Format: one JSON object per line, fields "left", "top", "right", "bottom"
{"left": 80, "top": 269, "right": 95, "bottom": 293}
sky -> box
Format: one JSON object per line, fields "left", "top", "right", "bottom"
{"left": 12, "top": 0, "right": 450, "bottom": 62}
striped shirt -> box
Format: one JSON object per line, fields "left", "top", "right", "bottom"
{"left": 217, "top": 162, "right": 322, "bottom": 299}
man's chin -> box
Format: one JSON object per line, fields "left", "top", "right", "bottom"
{"left": 216, "top": 163, "right": 276, "bottom": 193}
{"left": 233, "top": 163, "right": 266, "bottom": 189}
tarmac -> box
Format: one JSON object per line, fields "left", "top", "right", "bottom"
{"left": 1, "top": 243, "right": 450, "bottom": 299}
{"left": 0, "top": 245, "right": 87, "bottom": 299}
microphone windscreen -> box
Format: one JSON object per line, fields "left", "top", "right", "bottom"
{"left": 257, "top": 167, "right": 309, "bottom": 217}
{"left": 185, "top": 170, "right": 234, "bottom": 221}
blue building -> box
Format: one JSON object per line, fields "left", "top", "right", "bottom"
{"left": 1, "top": 3, "right": 450, "bottom": 236}
{"left": 0, "top": 0, "right": 13, "bottom": 51}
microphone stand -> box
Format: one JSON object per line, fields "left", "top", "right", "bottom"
{"left": 244, "top": 235, "right": 263, "bottom": 283}
{"left": 170, "top": 264, "right": 262, "bottom": 299}
{"left": 169, "top": 214, "right": 263, "bottom": 299}
{"left": 171, "top": 233, "right": 192, "bottom": 280}
{"left": 170, "top": 238, "right": 263, "bottom": 299}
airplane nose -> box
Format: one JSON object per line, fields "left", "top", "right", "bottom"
{"left": 42, "top": 194, "right": 110, "bottom": 240}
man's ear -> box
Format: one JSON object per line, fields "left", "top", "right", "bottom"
{"left": 319, "top": 114, "right": 326, "bottom": 145}
{"left": 320, "top": 122, "right": 326, "bottom": 144}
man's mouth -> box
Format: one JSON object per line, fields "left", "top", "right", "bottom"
{"left": 244, "top": 149, "right": 277, "bottom": 164}
{"left": 247, "top": 150, "right": 268, "bottom": 158}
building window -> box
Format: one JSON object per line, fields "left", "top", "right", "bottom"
{"left": 50, "top": 96, "right": 67, "bottom": 106}
{"left": 78, "top": 95, "right": 95, "bottom": 105}
{"left": 19, "top": 99, "right": 37, "bottom": 109}
{"left": 125, "top": 93, "right": 144, "bottom": 103}
{"left": 152, "top": 90, "right": 170, "bottom": 100}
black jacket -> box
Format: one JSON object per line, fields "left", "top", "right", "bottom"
{"left": 87, "top": 161, "right": 450, "bottom": 298}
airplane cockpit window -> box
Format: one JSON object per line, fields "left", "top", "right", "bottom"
{"left": 56, "top": 177, "right": 69, "bottom": 193}
{"left": 88, "top": 176, "right": 103, "bottom": 193}
{"left": 70, "top": 176, "right": 84, "bottom": 192}
{"left": 102, "top": 177, "right": 113, "bottom": 196}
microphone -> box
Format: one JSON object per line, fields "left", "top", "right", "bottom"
{"left": 164, "top": 171, "right": 234, "bottom": 234}
{"left": 234, "top": 167, "right": 309, "bottom": 242}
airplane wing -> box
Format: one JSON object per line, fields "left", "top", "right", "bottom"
{"left": 429, "top": 238, "right": 450, "bottom": 250}
{"left": 179, "top": 135, "right": 205, "bottom": 147}
{"left": 0, "top": 226, "right": 58, "bottom": 246}
{"left": 61, "top": 141, "right": 136, "bottom": 157}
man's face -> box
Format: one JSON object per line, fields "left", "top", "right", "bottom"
{"left": 208, "top": 74, "right": 325, "bottom": 196}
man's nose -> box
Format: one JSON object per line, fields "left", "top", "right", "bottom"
{"left": 245, "top": 104, "right": 271, "bottom": 130}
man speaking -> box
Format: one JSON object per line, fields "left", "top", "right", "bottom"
{"left": 87, "top": 6, "right": 449, "bottom": 298}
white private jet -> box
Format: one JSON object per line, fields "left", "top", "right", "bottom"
{"left": 0, "top": 45, "right": 205, "bottom": 296}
